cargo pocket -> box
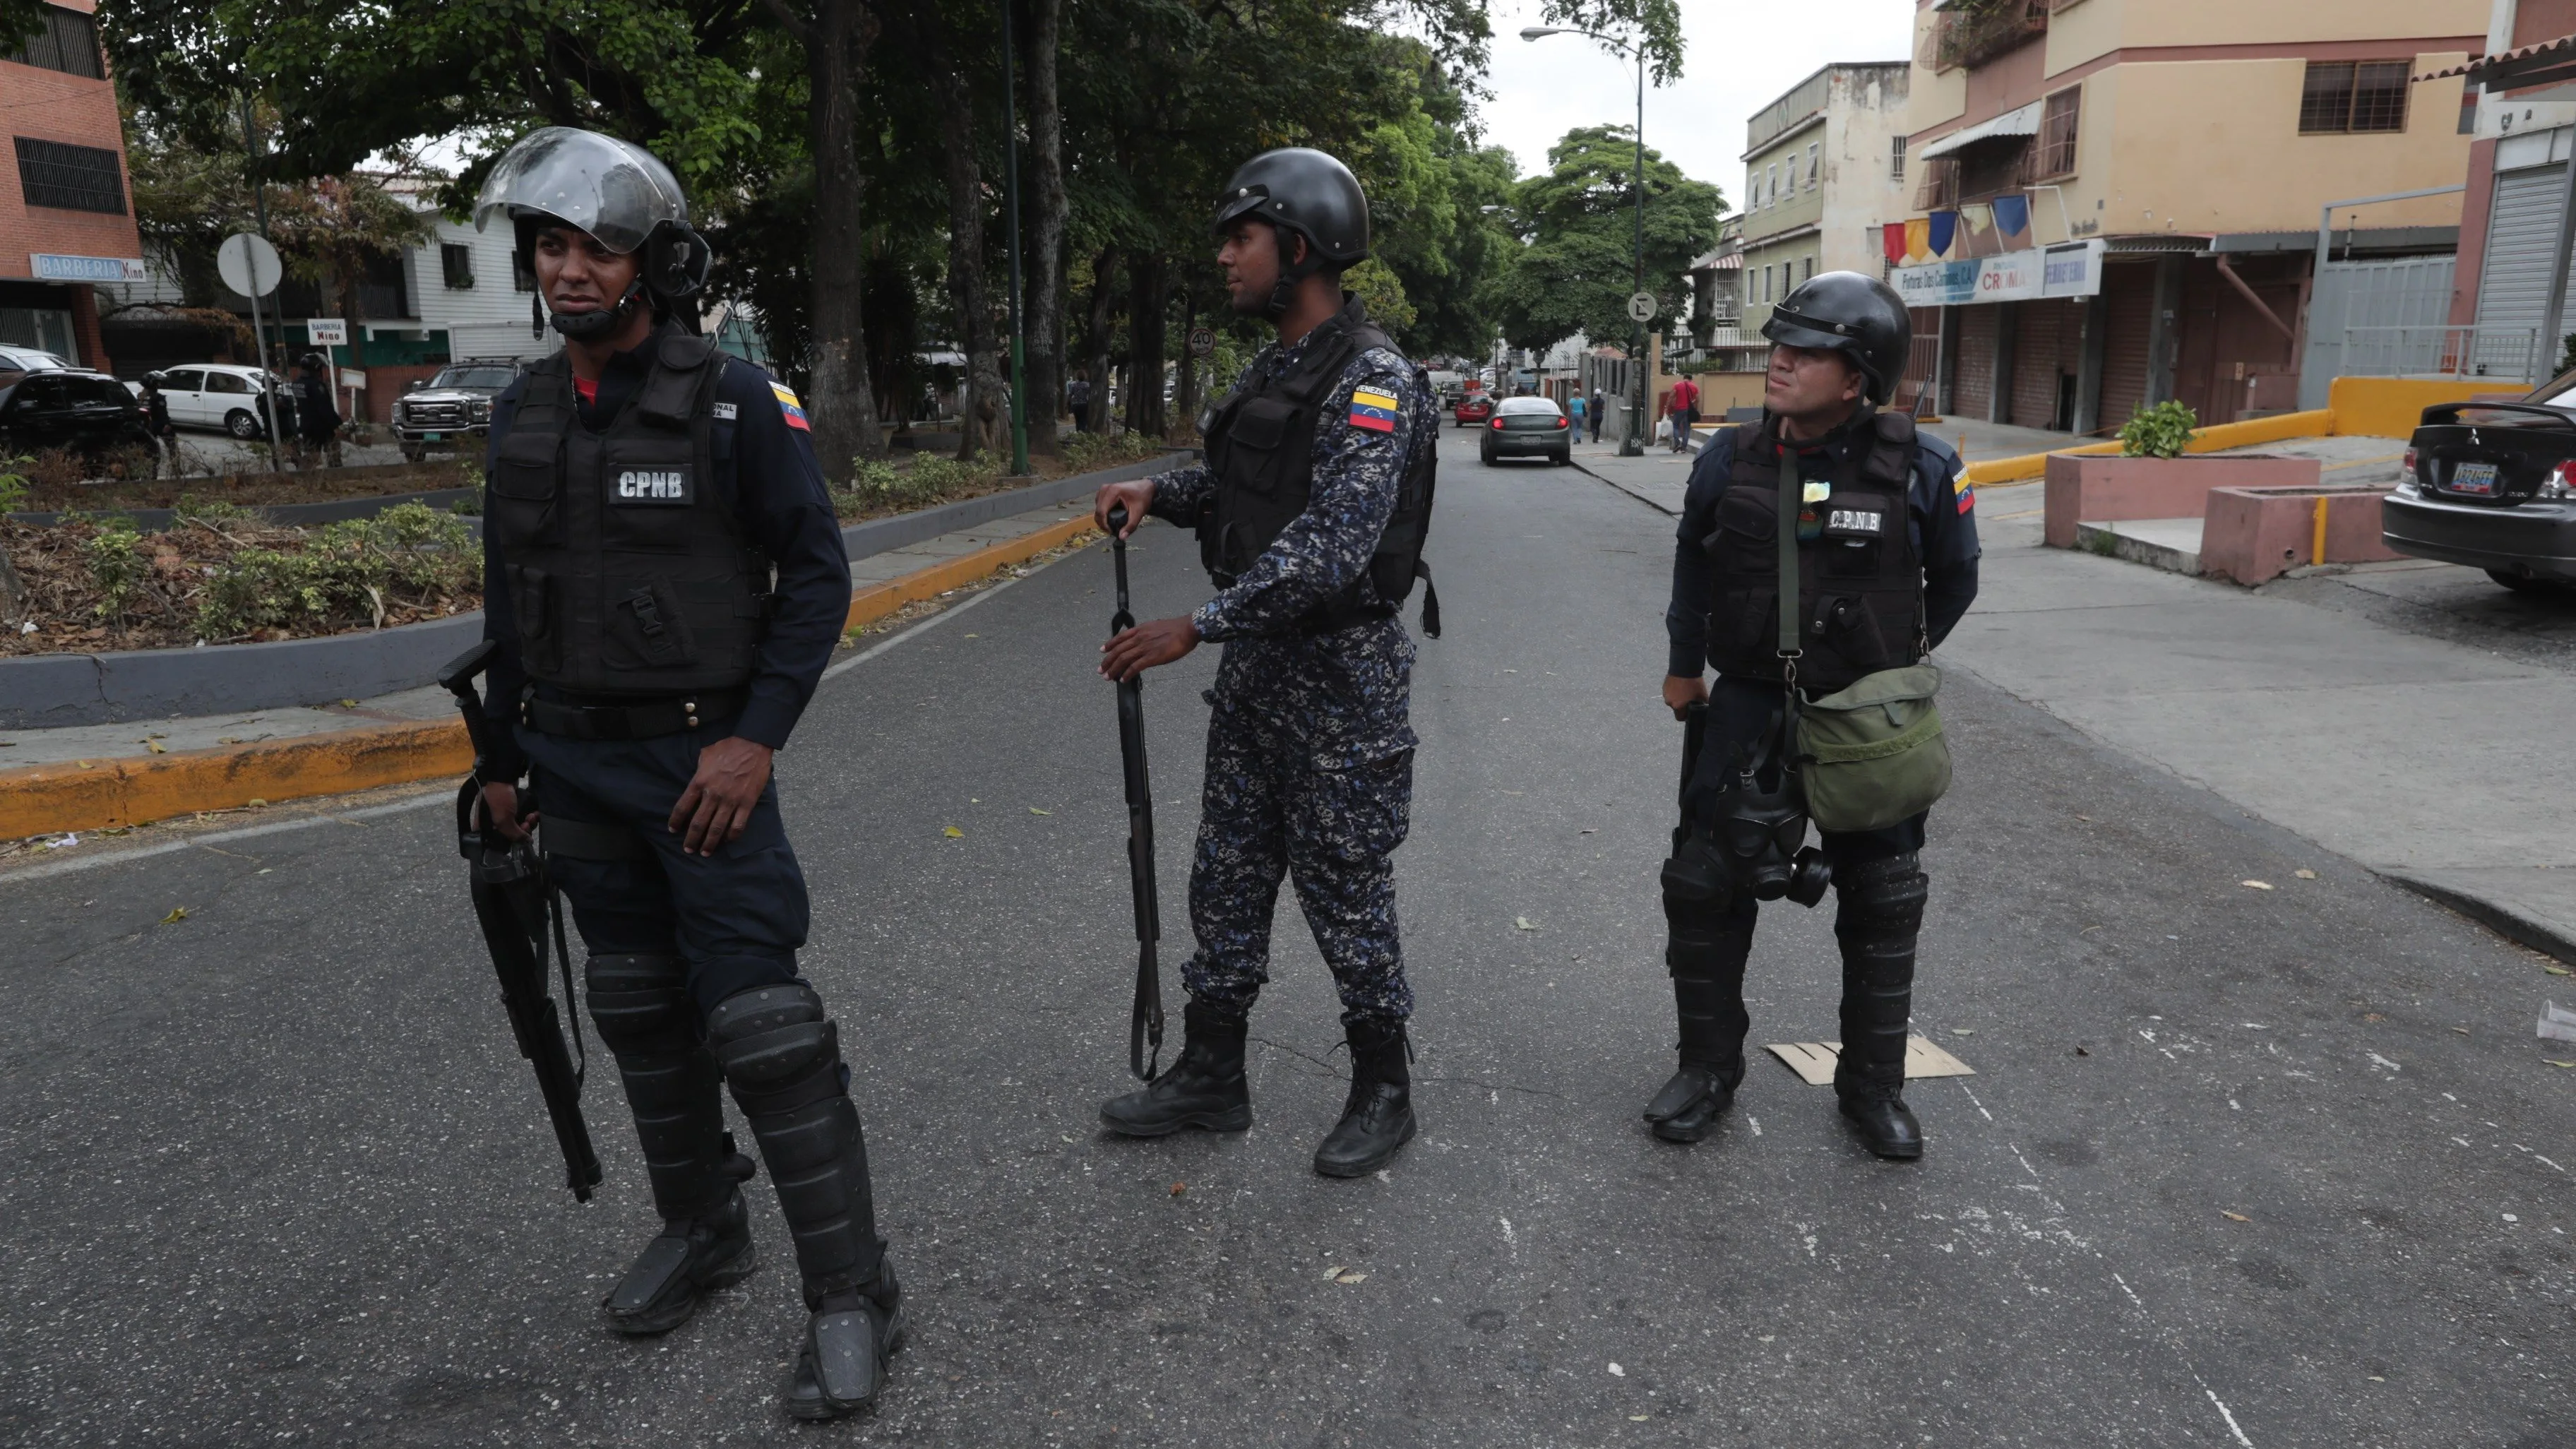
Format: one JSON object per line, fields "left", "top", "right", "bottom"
{"left": 1813, "top": 594, "right": 1893, "bottom": 672}
{"left": 1820, "top": 496, "right": 1889, "bottom": 578}
{"left": 1707, "top": 487, "right": 1777, "bottom": 575}
{"left": 602, "top": 578, "right": 700, "bottom": 672}
{"left": 599, "top": 439, "right": 700, "bottom": 555}
{"left": 488, "top": 431, "right": 561, "bottom": 548}
{"left": 1223, "top": 398, "right": 1299, "bottom": 497}
{"left": 509, "top": 565, "right": 560, "bottom": 675}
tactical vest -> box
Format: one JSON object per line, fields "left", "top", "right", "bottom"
{"left": 484, "top": 330, "right": 770, "bottom": 695}
{"left": 1703, "top": 408, "right": 1924, "bottom": 694}
{"left": 1199, "top": 297, "right": 1438, "bottom": 636}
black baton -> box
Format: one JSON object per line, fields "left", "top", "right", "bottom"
{"left": 1104, "top": 505, "right": 1167, "bottom": 1080}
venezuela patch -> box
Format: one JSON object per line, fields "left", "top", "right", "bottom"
{"left": 1348, "top": 387, "right": 1400, "bottom": 434}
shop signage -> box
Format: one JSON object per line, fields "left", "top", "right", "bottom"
{"left": 30, "top": 253, "right": 146, "bottom": 283}
{"left": 1891, "top": 239, "right": 2103, "bottom": 307}
{"left": 306, "top": 318, "right": 349, "bottom": 346}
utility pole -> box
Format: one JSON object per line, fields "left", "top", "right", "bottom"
{"left": 240, "top": 96, "right": 285, "bottom": 470}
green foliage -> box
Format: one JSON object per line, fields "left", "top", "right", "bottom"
{"left": 1494, "top": 124, "right": 1725, "bottom": 357}
{"left": 1061, "top": 431, "right": 1168, "bottom": 474}
{"left": 85, "top": 525, "right": 148, "bottom": 619}
{"left": 2118, "top": 400, "right": 2198, "bottom": 459}
{"left": 2556, "top": 331, "right": 2576, "bottom": 378}
{"left": 0, "top": 464, "right": 27, "bottom": 515}
{"left": 1343, "top": 260, "right": 1417, "bottom": 338}
{"left": 191, "top": 503, "right": 479, "bottom": 640}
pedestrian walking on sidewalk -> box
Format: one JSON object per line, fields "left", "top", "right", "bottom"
{"left": 1588, "top": 387, "right": 1604, "bottom": 442}
{"left": 1092, "top": 146, "right": 1440, "bottom": 1179}
{"left": 1068, "top": 374, "right": 1092, "bottom": 432}
{"left": 1647, "top": 272, "right": 1979, "bottom": 1159}
{"left": 139, "top": 371, "right": 176, "bottom": 475}
{"left": 1568, "top": 391, "right": 1586, "bottom": 435}
{"left": 465, "top": 127, "right": 901, "bottom": 1420}
{"left": 1667, "top": 373, "right": 1700, "bottom": 453}
{"left": 292, "top": 353, "right": 342, "bottom": 469}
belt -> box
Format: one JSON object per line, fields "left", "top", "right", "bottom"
{"left": 520, "top": 687, "right": 749, "bottom": 741}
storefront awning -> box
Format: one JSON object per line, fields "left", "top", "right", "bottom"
{"left": 1915, "top": 101, "right": 2042, "bottom": 161}
{"left": 2417, "top": 33, "right": 2576, "bottom": 90}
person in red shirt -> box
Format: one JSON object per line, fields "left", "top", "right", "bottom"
{"left": 1667, "top": 374, "right": 1701, "bottom": 452}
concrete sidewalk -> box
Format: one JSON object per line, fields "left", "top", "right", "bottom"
{"left": 1575, "top": 458, "right": 2576, "bottom": 963}
{"left": 0, "top": 497, "right": 1095, "bottom": 837}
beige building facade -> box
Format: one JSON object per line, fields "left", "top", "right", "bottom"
{"left": 1895, "top": 0, "right": 2480, "bottom": 431}
{"left": 1740, "top": 62, "right": 1913, "bottom": 340}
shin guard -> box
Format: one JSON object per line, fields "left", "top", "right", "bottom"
{"left": 705, "top": 982, "right": 886, "bottom": 1307}
{"left": 1832, "top": 854, "right": 1928, "bottom": 1088}
{"left": 585, "top": 954, "right": 744, "bottom": 1220}
{"left": 1662, "top": 889, "right": 1755, "bottom": 1083}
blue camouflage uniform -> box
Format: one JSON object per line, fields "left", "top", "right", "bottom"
{"left": 1143, "top": 327, "right": 1438, "bottom": 1025}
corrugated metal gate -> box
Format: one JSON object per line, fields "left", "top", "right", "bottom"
{"left": 2009, "top": 300, "right": 2080, "bottom": 430}
{"left": 1953, "top": 305, "right": 1997, "bottom": 421}
{"left": 2099, "top": 267, "right": 2154, "bottom": 429}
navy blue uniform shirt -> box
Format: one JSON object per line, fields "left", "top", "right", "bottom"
{"left": 1667, "top": 410, "right": 1981, "bottom": 680}
{"left": 479, "top": 338, "right": 852, "bottom": 771}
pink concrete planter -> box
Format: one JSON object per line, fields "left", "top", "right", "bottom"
{"left": 2199, "top": 484, "right": 2400, "bottom": 586}
{"left": 2042, "top": 453, "right": 2324, "bottom": 548}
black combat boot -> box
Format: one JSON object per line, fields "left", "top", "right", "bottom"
{"left": 706, "top": 982, "right": 902, "bottom": 1419}
{"left": 1313, "top": 1017, "right": 1416, "bottom": 1177}
{"left": 1644, "top": 898, "right": 1755, "bottom": 1143}
{"left": 585, "top": 954, "right": 762, "bottom": 1335}
{"left": 1099, "top": 1000, "right": 1254, "bottom": 1136}
{"left": 1832, "top": 855, "right": 1927, "bottom": 1161}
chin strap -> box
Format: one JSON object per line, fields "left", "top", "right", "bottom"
{"left": 544, "top": 277, "right": 651, "bottom": 341}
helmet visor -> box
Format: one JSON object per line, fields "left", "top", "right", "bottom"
{"left": 472, "top": 128, "right": 689, "bottom": 255}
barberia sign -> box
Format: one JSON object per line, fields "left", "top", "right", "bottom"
{"left": 1892, "top": 239, "right": 2104, "bottom": 306}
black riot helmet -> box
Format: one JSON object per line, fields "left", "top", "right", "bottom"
{"left": 1211, "top": 148, "right": 1370, "bottom": 318}
{"left": 472, "top": 127, "right": 712, "bottom": 340}
{"left": 1761, "top": 271, "right": 1912, "bottom": 405}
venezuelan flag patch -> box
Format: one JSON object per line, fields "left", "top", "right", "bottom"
{"left": 1952, "top": 466, "right": 1974, "bottom": 515}
{"left": 772, "top": 381, "right": 810, "bottom": 431}
{"left": 1348, "top": 387, "right": 1400, "bottom": 434}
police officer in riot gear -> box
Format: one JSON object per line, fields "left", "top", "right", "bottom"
{"left": 1091, "top": 147, "right": 1440, "bottom": 1178}
{"left": 1651, "top": 271, "right": 1979, "bottom": 1159}
{"left": 467, "top": 128, "right": 901, "bottom": 1418}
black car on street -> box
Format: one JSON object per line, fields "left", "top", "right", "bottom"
{"left": 0, "top": 369, "right": 152, "bottom": 457}
{"left": 1479, "top": 395, "right": 1573, "bottom": 466}
{"left": 2385, "top": 373, "right": 2576, "bottom": 594}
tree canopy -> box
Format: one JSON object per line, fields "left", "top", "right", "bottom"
{"left": 1493, "top": 123, "right": 1724, "bottom": 356}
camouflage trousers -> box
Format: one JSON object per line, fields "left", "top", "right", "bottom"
{"left": 1181, "top": 705, "right": 1415, "bottom": 1025}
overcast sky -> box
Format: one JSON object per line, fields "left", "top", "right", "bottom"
{"left": 1471, "top": 0, "right": 1917, "bottom": 206}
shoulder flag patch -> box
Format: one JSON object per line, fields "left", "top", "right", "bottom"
{"left": 1952, "top": 465, "right": 1974, "bottom": 515}
{"left": 1348, "top": 386, "right": 1400, "bottom": 434}
{"left": 771, "top": 381, "right": 809, "bottom": 431}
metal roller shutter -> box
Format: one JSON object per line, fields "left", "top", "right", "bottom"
{"left": 2009, "top": 300, "right": 2070, "bottom": 429}
{"left": 1954, "top": 305, "right": 1997, "bottom": 420}
{"left": 2099, "top": 266, "right": 2155, "bottom": 429}
{"left": 2475, "top": 164, "right": 2576, "bottom": 342}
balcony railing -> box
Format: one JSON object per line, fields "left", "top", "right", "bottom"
{"left": 1931, "top": 0, "right": 2049, "bottom": 72}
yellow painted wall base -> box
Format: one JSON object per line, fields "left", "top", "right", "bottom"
{"left": 2326, "top": 376, "right": 2520, "bottom": 439}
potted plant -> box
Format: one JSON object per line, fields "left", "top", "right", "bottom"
{"left": 2043, "top": 402, "right": 2320, "bottom": 547}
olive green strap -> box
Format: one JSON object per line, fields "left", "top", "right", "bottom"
{"left": 1776, "top": 448, "right": 1801, "bottom": 661}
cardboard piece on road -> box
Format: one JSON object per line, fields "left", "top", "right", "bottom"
{"left": 1767, "top": 1037, "right": 1977, "bottom": 1086}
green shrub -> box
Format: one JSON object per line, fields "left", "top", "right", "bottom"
{"left": 2118, "top": 400, "right": 2198, "bottom": 459}
{"left": 86, "top": 524, "right": 146, "bottom": 619}
{"left": 910, "top": 450, "right": 1002, "bottom": 495}
{"left": 1061, "top": 430, "right": 1166, "bottom": 474}
{"left": 192, "top": 502, "right": 479, "bottom": 640}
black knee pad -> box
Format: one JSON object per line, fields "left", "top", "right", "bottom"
{"left": 1663, "top": 896, "right": 1755, "bottom": 980}
{"left": 586, "top": 954, "right": 696, "bottom": 1057}
{"left": 706, "top": 981, "right": 845, "bottom": 1117}
{"left": 1833, "top": 852, "right": 1928, "bottom": 937}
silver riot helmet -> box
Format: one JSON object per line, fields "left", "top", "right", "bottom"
{"left": 473, "top": 127, "right": 711, "bottom": 340}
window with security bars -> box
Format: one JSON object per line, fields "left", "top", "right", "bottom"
{"left": 6, "top": 6, "right": 102, "bottom": 80}
{"left": 1890, "top": 135, "right": 1905, "bottom": 182}
{"left": 2299, "top": 60, "right": 2410, "bottom": 134}
{"left": 441, "top": 242, "right": 475, "bottom": 290}
{"left": 14, "top": 136, "right": 124, "bottom": 214}
{"left": 2036, "top": 87, "right": 2080, "bottom": 177}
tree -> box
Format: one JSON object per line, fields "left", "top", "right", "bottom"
{"left": 1495, "top": 124, "right": 1722, "bottom": 356}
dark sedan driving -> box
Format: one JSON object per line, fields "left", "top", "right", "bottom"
{"left": 0, "top": 370, "right": 152, "bottom": 457}
{"left": 2384, "top": 374, "right": 2576, "bottom": 595}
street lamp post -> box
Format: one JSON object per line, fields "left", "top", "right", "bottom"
{"left": 1521, "top": 25, "right": 1650, "bottom": 457}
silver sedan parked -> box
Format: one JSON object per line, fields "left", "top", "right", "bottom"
{"left": 1479, "top": 395, "right": 1573, "bottom": 467}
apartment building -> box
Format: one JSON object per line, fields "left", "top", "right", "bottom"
{"left": 0, "top": 0, "right": 141, "bottom": 370}
{"left": 2428, "top": 0, "right": 2576, "bottom": 384}
{"left": 1740, "top": 62, "right": 1913, "bottom": 340}
{"left": 1894, "top": 0, "right": 2479, "bottom": 432}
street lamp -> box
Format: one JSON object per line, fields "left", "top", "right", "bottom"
{"left": 1522, "top": 24, "right": 1650, "bottom": 457}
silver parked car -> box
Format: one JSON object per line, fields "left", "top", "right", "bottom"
{"left": 1479, "top": 395, "right": 1573, "bottom": 467}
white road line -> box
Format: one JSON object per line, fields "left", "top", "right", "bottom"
{"left": 6, "top": 543, "right": 1097, "bottom": 889}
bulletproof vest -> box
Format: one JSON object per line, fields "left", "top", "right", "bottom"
{"left": 1199, "top": 297, "right": 1437, "bottom": 634}
{"left": 1703, "top": 408, "right": 1924, "bottom": 694}
{"left": 484, "top": 330, "right": 770, "bottom": 695}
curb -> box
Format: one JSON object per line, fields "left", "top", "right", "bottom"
{"left": 2381, "top": 870, "right": 2576, "bottom": 970}
{"left": 1, "top": 517, "right": 1103, "bottom": 840}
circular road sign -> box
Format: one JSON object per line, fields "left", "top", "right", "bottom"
{"left": 1626, "top": 290, "right": 1657, "bottom": 323}
{"left": 1187, "top": 326, "right": 1216, "bottom": 359}
{"left": 217, "top": 232, "right": 283, "bottom": 298}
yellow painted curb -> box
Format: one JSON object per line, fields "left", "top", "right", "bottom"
{"left": 3, "top": 513, "right": 1107, "bottom": 840}
{"left": 1963, "top": 408, "right": 2338, "bottom": 487}
{"left": 844, "top": 513, "right": 1100, "bottom": 632}
{"left": 0, "top": 720, "right": 472, "bottom": 840}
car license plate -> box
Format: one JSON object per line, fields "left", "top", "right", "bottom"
{"left": 2449, "top": 461, "right": 2498, "bottom": 496}
{"left": 422, "top": 432, "right": 442, "bottom": 441}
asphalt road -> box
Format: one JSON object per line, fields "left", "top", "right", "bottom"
{"left": 6, "top": 426, "right": 2575, "bottom": 1447}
